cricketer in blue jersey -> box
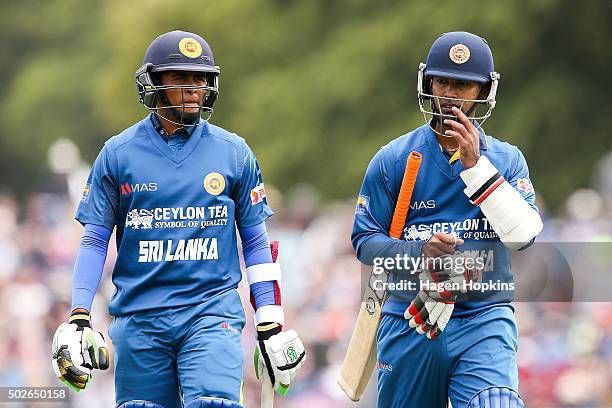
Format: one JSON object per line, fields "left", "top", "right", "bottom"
{"left": 51, "top": 30, "right": 305, "bottom": 408}
{"left": 351, "top": 32, "right": 542, "bottom": 408}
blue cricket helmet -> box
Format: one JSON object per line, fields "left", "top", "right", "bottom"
{"left": 136, "top": 30, "right": 220, "bottom": 122}
{"left": 424, "top": 31, "right": 494, "bottom": 84}
{"left": 417, "top": 31, "right": 500, "bottom": 132}
{"left": 142, "top": 30, "right": 219, "bottom": 74}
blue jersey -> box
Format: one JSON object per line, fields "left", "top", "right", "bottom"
{"left": 352, "top": 123, "right": 537, "bottom": 317}
{"left": 76, "top": 114, "right": 273, "bottom": 316}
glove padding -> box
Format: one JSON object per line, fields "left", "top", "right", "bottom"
{"left": 51, "top": 322, "right": 109, "bottom": 391}
{"left": 254, "top": 329, "right": 306, "bottom": 396}
{"left": 404, "top": 291, "right": 454, "bottom": 340}
{"left": 405, "top": 252, "right": 477, "bottom": 339}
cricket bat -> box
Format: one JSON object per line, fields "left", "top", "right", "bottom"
{"left": 261, "top": 371, "right": 274, "bottom": 408}
{"left": 260, "top": 240, "right": 280, "bottom": 408}
{"left": 337, "top": 151, "right": 422, "bottom": 401}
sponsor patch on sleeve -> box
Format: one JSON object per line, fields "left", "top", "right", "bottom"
{"left": 355, "top": 195, "right": 370, "bottom": 215}
{"left": 250, "top": 183, "right": 267, "bottom": 205}
{"left": 80, "top": 184, "right": 91, "bottom": 203}
{"left": 516, "top": 178, "right": 534, "bottom": 194}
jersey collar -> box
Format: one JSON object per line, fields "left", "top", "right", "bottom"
{"left": 424, "top": 120, "right": 489, "bottom": 180}
{"left": 149, "top": 113, "right": 202, "bottom": 138}
{"left": 144, "top": 114, "right": 208, "bottom": 164}
{"left": 427, "top": 118, "right": 489, "bottom": 150}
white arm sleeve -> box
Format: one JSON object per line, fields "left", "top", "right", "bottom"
{"left": 460, "top": 156, "right": 543, "bottom": 250}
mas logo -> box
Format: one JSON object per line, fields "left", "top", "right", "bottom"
{"left": 377, "top": 361, "right": 393, "bottom": 372}
{"left": 250, "top": 183, "right": 267, "bottom": 205}
{"left": 355, "top": 195, "right": 370, "bottom": 216}
{"left": 179, "top": 37, "right": 202, "bottom": 58}
{"left": 410, "top": 200, "right": 436, "bottom": 210}
{"left": 516, "top": 178, "right": 534, "bottom": 194}
{"left": 204, "top": 172, "right": 225, "bottom": 196}
{"left": 121, "top": 182, "right": 158, "bottom": 196}
{"left": 220, "top": 322, "right": 240, "bottom": 335}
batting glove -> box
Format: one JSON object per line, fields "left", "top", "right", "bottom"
{"left": 254, "top": 323, "right": 306, "bottom": 396}
{"left": 51, "top": 311, "right": 109, "bottom": 392}
{"left": 405, "top": 252, "right": 477, "bottom": 339}
{"left": 405, "top": 291, "right": 454, "bottom": 339}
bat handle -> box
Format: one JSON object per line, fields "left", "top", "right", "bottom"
{"left": 261, "top": 371, "right": 275, "bottom": 408}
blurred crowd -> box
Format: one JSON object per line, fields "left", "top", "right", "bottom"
{"left": 1, "top": 151, "right": 612, "bottom": 408}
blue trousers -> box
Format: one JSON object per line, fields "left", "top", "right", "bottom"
{"left": 109, "top": 289, "right": 246, "bottom": 408}
{"left": 377, "top": 305, "right": 519, "bottom": 408}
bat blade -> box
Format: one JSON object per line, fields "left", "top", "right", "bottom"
{"left": 337, "top": 151, "right": 422, "bottom": 401}
{"left": 337, "top": 269, "right": 387, "bottom": 401}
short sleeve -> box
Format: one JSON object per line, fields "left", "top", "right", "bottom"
{"left": 234, "top": 144, "right": 274, "bottom": 228}
{"left": 507, "top": 146, "right": 538, "bottom": 211}
{"left": 75, "top": 144, "right": 120, "bottom": 229}
{"left": 351, "top": 147, "right": 396, "bottom": 253}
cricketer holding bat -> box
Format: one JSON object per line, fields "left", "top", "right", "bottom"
{"left": 351, "top": 32, "right": 543, "bottom": 407}
{"left": 50, "top": 30, "right": 305, "bottom": 408}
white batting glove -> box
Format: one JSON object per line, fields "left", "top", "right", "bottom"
{"left": 404, "top": 252, "right": 477, "bottom": 339}
{"left": 51, "top": 315, "right": 109, "bottom": 392}
{"left": 404, "top": 291, "right": 454, "bottom": 340}
{"left": 254, "top": 326, "right": 306, "bottom": 396}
